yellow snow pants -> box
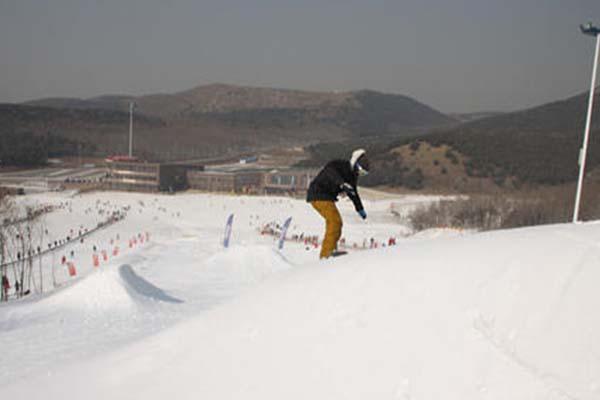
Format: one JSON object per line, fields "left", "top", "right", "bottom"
{"left": 311, "top": 200, "right": 343, "bottom": 259}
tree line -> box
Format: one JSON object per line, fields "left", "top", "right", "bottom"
{"left": 297, "top": 122, "right": 600, "bottom": 191}
{"left": 0, "top": 131, "right": 96, "bottom": 167}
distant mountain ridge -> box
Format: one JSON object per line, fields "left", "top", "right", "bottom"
{"left": 25, "top": 84, "right": 355, "bottom": 116}
{"left": 24, "top": 83, "right": 453, "bottom": 126}
{"left": 5, "top": 84, "right": 455, "bottom": 161}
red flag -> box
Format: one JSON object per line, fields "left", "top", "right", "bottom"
{"left": 67, "top": 262, "right": 77, "bottom": 277}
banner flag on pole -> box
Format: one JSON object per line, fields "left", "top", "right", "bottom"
{"left": 223, "top": 213, "right": 234, "bottom": 248}
{"left": 278, "top": 217, "right": 293, "bottom": 250}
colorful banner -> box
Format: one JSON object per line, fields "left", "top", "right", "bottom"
{"left": 223, "top": 213, "right": 234, "bottom": 248}
{"left": 278, "top": 217, "right": 293, "bottom": 250}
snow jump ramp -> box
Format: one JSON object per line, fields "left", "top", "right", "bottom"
{"left": 43, "top": 264, "right": 183, "bottom": 313}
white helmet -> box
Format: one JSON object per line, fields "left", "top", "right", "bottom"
{"left": 350, "top": 149, "right": 369, "bottom": 176}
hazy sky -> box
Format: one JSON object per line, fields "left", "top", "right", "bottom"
{"left": 1, "top": 0, "right": 599, "bottom": 113}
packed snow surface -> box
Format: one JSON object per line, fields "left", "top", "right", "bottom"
{"left": 1, "top": 191, "right": 599, "bottom": 399}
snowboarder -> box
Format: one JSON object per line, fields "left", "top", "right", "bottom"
{"left": 307, "top": 149, "right": 370, "bottom": 259}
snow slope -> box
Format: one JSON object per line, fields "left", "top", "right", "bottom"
{"left": 1, "top": 191, "right": 599, "bottom": 399}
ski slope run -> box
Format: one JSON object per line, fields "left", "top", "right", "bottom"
{"left": 0, "top": 191, "right": 599, "bottom": 400}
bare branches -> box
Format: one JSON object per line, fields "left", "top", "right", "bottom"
{"left": 0, "top": 196, "right": 47, "bottom": 301}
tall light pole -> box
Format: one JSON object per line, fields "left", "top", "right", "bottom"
{"left": 128, "top": 102, "right": 136, "bottom": 158}
{"left": 573, "top": 23, "right": 600, "bottom": 223}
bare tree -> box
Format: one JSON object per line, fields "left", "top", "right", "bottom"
{"left": 0, "top": 192, "right": 16, "bottom": 301}
{"left": 0, "top": 196, "right": 48, "bottom": 301}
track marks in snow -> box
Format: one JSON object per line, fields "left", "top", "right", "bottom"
{"left": 473, "top": 313, "right": 578, "bottom": 400}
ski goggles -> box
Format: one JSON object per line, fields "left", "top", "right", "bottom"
{"left": 356, "top": 162, "right": 369, "bottom": 176}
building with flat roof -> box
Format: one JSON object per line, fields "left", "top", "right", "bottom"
{"left": 263, "top": 169, "right": 319, "bottom": 195}
{"left": 106, "top": 161, "right": 197, "bottom": 192}
{"left": 187, "top": 170, "right": 263, "bottom": 194}
{"left": 188, "top": 168, "right": 318, "bottom": 196}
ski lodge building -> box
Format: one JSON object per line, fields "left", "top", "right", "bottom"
{"left": 105, "top": 160, "right": 202, "bottom": 192}
{"left": 104, "top": 156, "right": 318, "bottom": 196}
{"left": 187, "top": 168, "right": 318, "bottom": 196}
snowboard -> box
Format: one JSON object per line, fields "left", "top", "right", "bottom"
{"left": 331, "top": 250, "right": 348, "bottom": 257}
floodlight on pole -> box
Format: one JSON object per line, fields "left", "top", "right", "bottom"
{"left": 573, "top": 23, "right": 600, "bottom": 223}
{"left": 128, "top": 102, "right": 136, "bottom": 158}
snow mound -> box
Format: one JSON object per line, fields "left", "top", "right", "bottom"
{"left": 13, "top": 222, "right": 599, "bottom": 400}
{"left": 44, "top": 264, "right": 182, "bottom": 313}
{"left": 118, "top": 264, "right": 183, "bottom": 304}
{"left": 203, "top": 245, "right": 293, "bottom": 286}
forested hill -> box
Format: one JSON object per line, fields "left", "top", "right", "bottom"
{"left": 424, "top": 89, "right": 600, "bottom": 185}
{"left": 1, "top": 84, "right": 455, "bottom": 165}
{"left": 0, "top": 103, "right": 166, "bottom": 166}
{"left": 299, "top": 89, "right": 600, "bottom": 191}
{"left": 24, "top": 84, "right": 455, "bottom": 133}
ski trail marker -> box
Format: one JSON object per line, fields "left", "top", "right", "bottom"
{"left": 223, "top": 213, "right": 234, "bottom": 248}
{"left": 278, "top": 217, "right": 293, "bottom": 250}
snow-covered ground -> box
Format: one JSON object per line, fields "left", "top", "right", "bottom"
{"left": 0, "top": 190, "right": 599, "bottom": 399}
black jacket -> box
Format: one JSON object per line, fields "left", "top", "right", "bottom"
{"left": 306, "top": 160, "right": 364, "bottom": 212}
